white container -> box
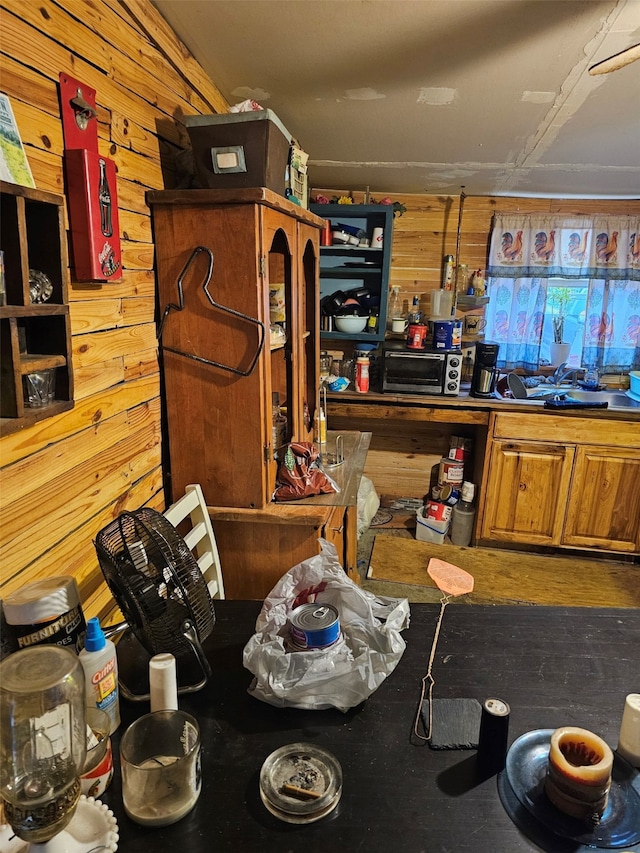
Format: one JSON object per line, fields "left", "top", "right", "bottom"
{"left": 416, "top": 510, "right": 450, "bottom": 544}
{"left": 79, "top": 616, "right": 121, "bottom": 734}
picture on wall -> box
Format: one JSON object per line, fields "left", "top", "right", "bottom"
{"left": 0, "top": 93, "right": 35, "bottom": 188}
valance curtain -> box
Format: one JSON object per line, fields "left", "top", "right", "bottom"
{"left": 484, "top": 213, "right": 640, "bottom": 371}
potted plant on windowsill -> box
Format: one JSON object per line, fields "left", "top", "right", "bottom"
{"left": 548, "top": 287, "right": 572, "bottom": 366}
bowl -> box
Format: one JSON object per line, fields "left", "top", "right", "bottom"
{"left": 334, "top": 316, "right": 367, "bottom": 333}
{"left": 332, "top": 230, "right": 350, "bottom": 244}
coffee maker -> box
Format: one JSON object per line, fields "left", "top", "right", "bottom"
{"left": 470, "top": 342, "right": 500, "bottom": 398}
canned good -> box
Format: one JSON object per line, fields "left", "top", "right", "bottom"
{"left": 3, "top": 576, "right": 87, "bottom": 653}
{"left": 290, "top": 603, "right": 340, "bottom": 650}
{"left": 438, "top": 456, "right": 464, "bottom": 487}
{"left": 439, "top": 484, "right": 461, "bottom": 506}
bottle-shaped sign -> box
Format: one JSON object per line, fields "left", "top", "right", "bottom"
{"left": 98, "top": 158, "right": 113, "bottom": 237}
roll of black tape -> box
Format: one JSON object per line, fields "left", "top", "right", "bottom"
{"left": 476, "top": 697, "right": 510, "bottom": 778}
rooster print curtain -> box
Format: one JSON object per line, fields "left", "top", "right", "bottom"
{"left": 485, "top": 213, "right": 640, "bottom": 371}
{"left": 487, "top": 214, "right": 640, "bottom": 280}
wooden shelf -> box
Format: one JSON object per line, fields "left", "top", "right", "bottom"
{"left": 0, "top": 181, "right": 74, "bottom": 429}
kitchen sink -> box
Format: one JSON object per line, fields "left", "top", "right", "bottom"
{"left": 497, "top": 386, "right": 640, "bottom": 411}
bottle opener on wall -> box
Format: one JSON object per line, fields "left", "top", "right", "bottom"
{"left": 59, "top": 73, "right": 122, "bottom": 281}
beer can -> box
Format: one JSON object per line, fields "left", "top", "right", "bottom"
{"left": 289, "top": 603, "right": 340, "bottom": 650}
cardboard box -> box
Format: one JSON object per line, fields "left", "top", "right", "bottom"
{"left": 185, "top": 110, "right": 293, "bottom": 195}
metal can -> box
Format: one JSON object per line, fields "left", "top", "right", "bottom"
{"left": 439, "top": 484, "right": 461, "bottom": 506}
{"left": 3, "top": 576, "right": 87, "bottom": 653}
{"left": 289, "top": 603, "right": 340, "bottom": 649}
{"left": 355, "top": 357, "right": 369, "bottom": 393}
{"left": 438, "top": 456, "right": 464, "bottom": 487}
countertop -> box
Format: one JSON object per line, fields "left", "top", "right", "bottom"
{"left": 327, "top": 387, "right": 640, "bottom": 424}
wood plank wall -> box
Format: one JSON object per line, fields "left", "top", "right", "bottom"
{"left": 0, "top": 0, "right": 229, "bottom": 622}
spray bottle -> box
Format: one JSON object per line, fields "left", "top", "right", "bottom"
{"left": 79, "top": 616, "right": 121, "bottom": 734}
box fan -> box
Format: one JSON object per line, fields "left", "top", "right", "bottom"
{"left": 94, "top": 507, "right": 216, "bottom": 700}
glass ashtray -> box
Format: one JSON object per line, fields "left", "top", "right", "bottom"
{"left": 259, "top": 742, "right": 342, "bottom": 824}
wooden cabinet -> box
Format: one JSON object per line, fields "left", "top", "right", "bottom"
{"left": 0, "top": 181, "right": 74, "bottom": 434}
{"left": 310, "top": 203, "right": 394, "bottom": 343}
{"left": 148, "top": 188, "right": 323, "bottom": 509}
{"left": 479, "top": 412, "right": 640, "bottom": 555}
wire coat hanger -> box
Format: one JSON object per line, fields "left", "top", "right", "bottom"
{"left": 158, "top": 245, "right": 265, "bottom": 377}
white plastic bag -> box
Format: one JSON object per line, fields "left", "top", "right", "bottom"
{"left": 243, "top": 540, "right": 410, "bottom": 712}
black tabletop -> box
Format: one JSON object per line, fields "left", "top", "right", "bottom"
{"left": 103, "top": 601, "right": 640, "bottom": 852}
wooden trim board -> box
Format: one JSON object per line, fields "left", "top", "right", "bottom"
{"left": 368, "top": 535, "right": 639, "bottom": 607}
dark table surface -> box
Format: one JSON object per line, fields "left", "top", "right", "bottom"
{"left": 103, "top": 601, "right": 640, "bottom": 852}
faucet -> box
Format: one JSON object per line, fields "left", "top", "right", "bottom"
{"left": 551, "top": 362, "right": 583, "bottom": 387}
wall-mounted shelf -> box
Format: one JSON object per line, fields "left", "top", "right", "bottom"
{"left": 0, "top": 181, "right": 74, "bottom": 435}
{"left": 311, "top": 204, "right": 394, "bottom": 344}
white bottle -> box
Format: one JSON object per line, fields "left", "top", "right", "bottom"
{"left": 79, "top": 616, "right": 121, "bottom": 734}
{"left": 450, "top": 481, "right": 476, "bottom": 547}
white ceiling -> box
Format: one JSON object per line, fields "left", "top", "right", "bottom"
{"left": 153, "top": 0, "right": 640, "bottom": 198}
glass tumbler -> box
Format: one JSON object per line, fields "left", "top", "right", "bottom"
{"left": 23, "top": 368, "right": 56, "bottom": 407}
{"left": 120, "top": 710, "right": 201, "bottom": 827}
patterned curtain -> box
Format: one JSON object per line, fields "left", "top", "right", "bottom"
{"left": 485, "top": 213, "right": 640, "bottom": 371}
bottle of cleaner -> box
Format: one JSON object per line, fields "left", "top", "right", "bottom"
{"left": 450, "top": 481, "right": 476, "bottom": 547}
{"left": 79, "top": 616, "right": 120, "bottom": 734}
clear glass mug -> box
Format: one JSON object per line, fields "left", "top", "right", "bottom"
{"left": 120, "top": 710, "right": 201, "bottom": 827}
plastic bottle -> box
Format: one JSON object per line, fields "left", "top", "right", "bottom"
{"left": 387, "top": 286, "right": 401, "bottom": 329}
{"left": 355, "top": 357, "right": 370, "bottom": 393}
{"left": 272, "top": 392, "right": 287, "bottom": 450}
{"left": 79, "top": 617, "right": 120, "bottom": 734}
{"left": 408, "top": 295, "right": 422, "bottom": 324}
{"left": 450, "top": 481, "right": 476, "bottom": 546}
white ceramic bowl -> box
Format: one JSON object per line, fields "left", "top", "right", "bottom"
{"left": 331, "top": 230, "right": 350, "bottom": 244}
{"left": 334, "top": 315, "right": 367, "bottom": 333}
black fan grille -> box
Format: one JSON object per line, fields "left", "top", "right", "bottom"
{"left": 95, "top": 507, "right": 215, "bottom": 657}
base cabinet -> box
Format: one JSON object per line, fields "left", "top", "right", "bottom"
{"left": 481, "top": 440, "right": 574, "bottom": 546}
{"left": 563, "top": 445, "right": 640, "bottom": 552}
{"left": 207, "top": 503, "right": 355, "bottom": 600}
{"left": 480, "top": 413, "right": 640, "bottom": 555}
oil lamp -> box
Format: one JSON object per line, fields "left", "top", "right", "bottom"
{"left": 0, "top": 646, "right": 87, "bottom": 851}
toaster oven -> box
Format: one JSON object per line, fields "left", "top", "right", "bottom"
{"left": 381, "top": 342, "right": 462, "bottom": 396}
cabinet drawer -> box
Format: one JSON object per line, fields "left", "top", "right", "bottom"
{"left": 493, "top": 412, "right": 639, "bottom": 447}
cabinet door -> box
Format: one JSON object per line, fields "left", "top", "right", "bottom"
{"left": 563, "top": 445, "right": 640, "bottom": 553}
{"left": 295, "top": 221, "right": 319, "bottom": 443}
{"left": 481, "top": 440, "right": 574, "bottom": 546}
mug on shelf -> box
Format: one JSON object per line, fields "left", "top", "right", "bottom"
{"left": 463, "top": 315, "right": 487, "bottom": 336}
{"left": 391, "top": 317, "right": 408, "bottom": 334}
